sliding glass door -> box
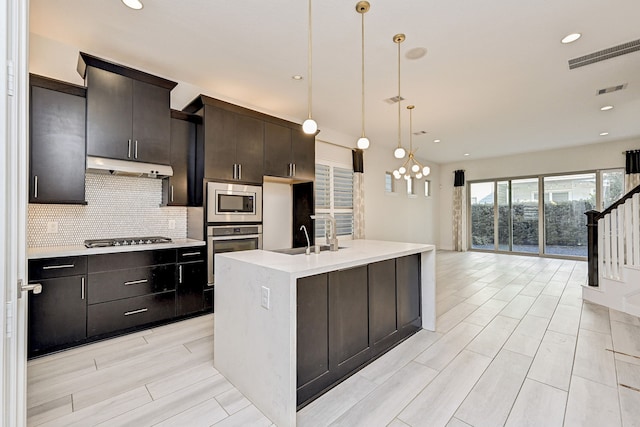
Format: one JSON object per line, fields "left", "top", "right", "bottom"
{"left": 469, "top": 172, "right": 601, "bottom": 258}
{"left": 543, "top": 173, "right": 595, "bottom": 257}
{"left": 470, "top": 182, "right": 494, "bottom": 250}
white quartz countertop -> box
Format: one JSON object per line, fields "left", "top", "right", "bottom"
{"left": 28, "top": 238, "right": 206, "bottom": 259}
{"left": 217, "top": 239, "right": 435, "bottom": 278}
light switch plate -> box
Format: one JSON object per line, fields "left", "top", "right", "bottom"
{"left": 46, "top": 221, "right": 58, "bottom": 234}
{"left": 261, "top": 286, "right": 270, "bottom": 310}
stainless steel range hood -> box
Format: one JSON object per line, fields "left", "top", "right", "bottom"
{"left": 86, "top": 156, "right": 173, "bottom": 178}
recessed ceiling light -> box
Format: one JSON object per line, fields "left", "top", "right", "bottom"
{"left": 433, "top": 139, "right": 441, "bottom": 143}
{"left": 464, "top": 153, "right": 470, "bottom": 156}
{"left": 406, "top": 47, "right": 427, "bottom": 60}
{"left": 600, "top": 132, "right": 609, "bottom": 136}
{"left": 561, "top": 33, "right": 581, "bottom": 44}
{"left": 292, "top": 75, "right": 303, "bottom": 80}
{"left": 600, "top": 105, "right": 614, "bottom": 111}
{"left": 122, "top": 0, "right": 143, "bottom": 10}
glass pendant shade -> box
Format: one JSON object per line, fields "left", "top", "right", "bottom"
{"left": 398, "top": 166, "right": 406, "bottom": 175}
{"left": 357, "top": 137, "right": 370, "bottom": 149}
{"left": 302, "top": 118, "right": 318, "bottom": 134}
{"left": 411, "top": 164, "right": 420, "bottom": 173}
{"left": 393, "top": 170, "right": 401, "bottom": 179}
{"left": 394, "top": 147, "right": 406, "bottom": 159}
{"left": 404, "top": 174, "right": 410, "bottom": 180}
{"left": 422, "top": 166, "right": 430, "bottom": 176}
{"left": 415, "top": 173, "right": 423, "bottom": 179}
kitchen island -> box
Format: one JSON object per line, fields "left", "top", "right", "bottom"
{"left": 214, "top": 239, "right": 435, "bottom": 427}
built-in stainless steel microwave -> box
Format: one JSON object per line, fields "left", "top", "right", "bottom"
{"left": 206, "top": 182, "right": 262, "bottom": 223}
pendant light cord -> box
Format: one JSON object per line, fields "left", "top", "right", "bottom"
{"left": 307, "top": 0, "right": 313, "bottom": 120}
{"left": 397, "top": 38, "right": 402, "bottom": 150}
{"left": 361, "top": 11, "right": 365, "bottom": 138}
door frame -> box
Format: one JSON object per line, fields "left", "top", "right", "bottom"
{"left": 2, "top": 0, "right": 29, "bottom": 425}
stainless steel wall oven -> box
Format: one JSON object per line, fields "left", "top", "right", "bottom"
{"left": 207, "top": 224, "right": 262, "bottom": 285}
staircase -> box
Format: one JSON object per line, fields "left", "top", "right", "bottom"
{"left": 584, "top": 185, "right": 640, "bottom": 316}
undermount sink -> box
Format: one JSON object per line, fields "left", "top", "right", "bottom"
{"left": 269, "top": 245, "right": 345, "bottom": 255}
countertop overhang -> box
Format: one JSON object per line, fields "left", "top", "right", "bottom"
{"left": 28, "top": 238, "right": 206, "bottom": 259}
{"left": 216, "top": 239, "right": 435, "bottom": 278}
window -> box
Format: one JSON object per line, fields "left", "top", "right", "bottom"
{"left": 601, "top": 169, "right": 624, "bottom": 210}
{"left": 407, "top": 177, "right": 415, "bottom": 195}
{"left": 385, "top": 172, "right": 395, "bottom": 193}
{"left": 314, "top": 163, "right": 354, "bottom": 240}
{"left": 425, "top": 180, "right": 431, "bottom": 197}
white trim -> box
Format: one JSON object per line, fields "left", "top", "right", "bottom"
{"left": 2, "top": 0, "right": 29, "bottom": 425}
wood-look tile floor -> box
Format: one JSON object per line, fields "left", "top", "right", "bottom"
{"left": 27, "top": 250, "right": 640, "bottom": 426}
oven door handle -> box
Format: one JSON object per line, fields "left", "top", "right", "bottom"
{"left": 207, "top": 234, "right": 262, "bottom": 241}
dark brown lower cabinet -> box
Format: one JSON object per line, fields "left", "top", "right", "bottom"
{"left": 28, "top": 275, "right": 87, "bottom": 357}
{"left": 296, "top": 255, "right": 422, "bottom": 407}
{"left": 87, "top": 292, "right": 176, "bottom": 337}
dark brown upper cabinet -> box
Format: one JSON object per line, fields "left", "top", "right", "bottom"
{"left": 264, "top": 123, "right": 315, "bottom": 182}
{"left": 77, "top": 52, "right": 177, "bottom": 165}
{"left": 183, "top": 95, "right": 265, "bottom": 186}
{"left": 29, "top": 74, "right": 87, "bottom": 204}
{"left": 162, "top": 110, "right": 200, "bottom": 206}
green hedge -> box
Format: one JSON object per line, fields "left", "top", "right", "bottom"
{"left": 471, "top": 200, "right": 594, "bottom": 246}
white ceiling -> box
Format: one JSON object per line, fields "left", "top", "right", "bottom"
{"left": 29, "top": 0, "right": 640, "bottom": 164}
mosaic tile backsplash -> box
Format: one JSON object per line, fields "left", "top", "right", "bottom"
{"left": 28, "top": 173, "right": 188, "bottom": 247}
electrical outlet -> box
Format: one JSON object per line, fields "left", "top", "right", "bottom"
{"left": 261, "top": 286, "right": 270, "bottom": 310}
{"left": 46, "top": 221, "right": 58, "bottom": 234}
{"left": 168, "top": 219, "right": 176, "bottom": 230}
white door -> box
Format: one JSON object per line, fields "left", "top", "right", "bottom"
{"left": 2, "top": 0, "right": 29, "bottom": 426}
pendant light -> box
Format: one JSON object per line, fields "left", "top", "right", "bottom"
{"left": 302, "top": 0, "right": 318, "bottom": 134}
{"left": 393, "top": 105, "right": 430, "bottom": 180}
{"left": 393, "top": 34, "right": 406, "bottom": 159}
{"left": 355, "top": 1, "right": 370, "bottom": 150}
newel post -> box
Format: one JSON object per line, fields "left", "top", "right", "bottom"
{"left": 585, "top": 210, "right": 600, "bottom": 287}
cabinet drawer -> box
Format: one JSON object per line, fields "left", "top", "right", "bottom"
{"left": 88, "top": 249, "right": 176, "bottom": 273}
{"left": 29, "top": 256, "right": 87, "bottom": 280}
{"left": 87, "top": 292, "right": 175, "bottom": 337}
{"left": 88, "top": 264, "right": 176, "bottom": 304}
{"left": 177, "top": 247, "right": 206, "bottom": 262}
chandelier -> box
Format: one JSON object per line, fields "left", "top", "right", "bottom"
{"left": 392, "top": 105, "right": 430, "bottom": 180}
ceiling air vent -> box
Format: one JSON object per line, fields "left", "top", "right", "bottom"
{"left": 384, "top": 95, "right": 405, "bottom": 104}
{"left": 596, "top": 83, "right": 628, "bottom": 96}
{"left": 569, "top": 39, "right": 640, "bottom": 70}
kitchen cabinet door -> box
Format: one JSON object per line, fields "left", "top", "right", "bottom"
{"left": 176, "top": 261, "right": 206, "bottom": 316}
{"left": 368, "top": 259, "right": 398, "bottom": 354}
{"left": 291, "top": 128, "right": 315, "bottom": 181}
{"left": 264, "top": 122, "right": 292, "bottom": 177}
{"left": 296, "top": 273, "right": 330, "bottom": 404}
{"left": 85, "top": 66, "right": 133, "bottom": 160}
{"left": 234, "top": 114, "right": 264, "bottom": 184}
{"left": 132, "top": 79, "right": 171, "bottom": 164}
{"left": 28, "top": 275, "right": 87, "bottom": 356}
{"left": 164, "top": 115, "right": 195, "bottom": 206}
{"left": 396, "top": 254, "right": 422, "bottom": 335}
{"left": 29, "top": 76, "right": 86, "bottom": 204}
{"left": 328, "top": 265, "right": 371, "bottom": 374}
{"left": 204, "top": 106, "right": 236, "bottom": 181}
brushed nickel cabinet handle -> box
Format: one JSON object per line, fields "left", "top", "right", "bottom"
{"left": 34, "top": 175, "right": 38, "bottom": 198}
{"left": 42, "top": 264, "right": 74, "bottom": 270}
{"left": 81, "top": 277, "right": 85, "bottom": 300}
{"left": 292, "top": 163, "right": 296, "bottom": 176}
{"left": 179, "top": 265, "right": 183, "bottom": 283}
{"left": 134, "top": 140, "right": 138, "bottom": 159}
{"left": 181, "top": 251, "right": 201, "bottom": 257}
{"left": 237, "top": 164, "right": 242, "bottom": 180}
{"left": 170, "top": 185, "right": 174, "bottom": 202}
{"left": 127, "top": 139, "right": 132, "bottom": 158}
{"left": 124, "top": 279, "right": 148, "bottom": 286}
{"left": 124, "top": 308, "right": 148, "bottom": 316}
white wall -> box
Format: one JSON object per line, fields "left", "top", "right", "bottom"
{"left": 438, "top": 137, "right": 640, "bottom": 250}
{"left": 362, "top": 145, "right": 440, "bottom": 246}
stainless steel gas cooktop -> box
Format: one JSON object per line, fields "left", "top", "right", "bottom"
{"left": 83, "top": 236, "right": 173, "bottom": 248}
